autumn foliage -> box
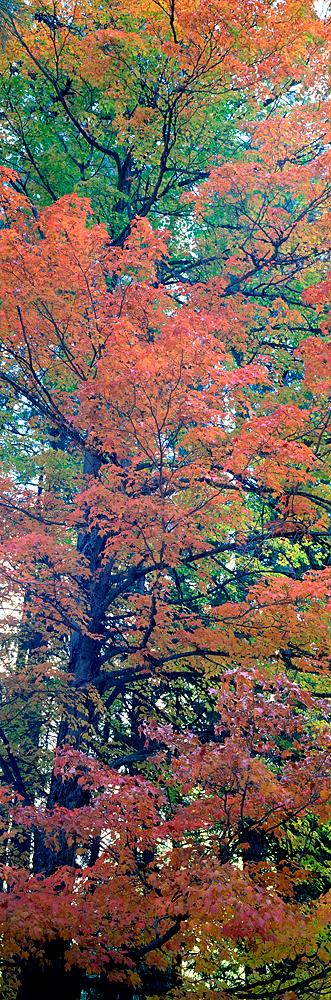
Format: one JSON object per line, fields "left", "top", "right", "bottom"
{"left": 1, "top": 1, "right": 331, "bottom": 998}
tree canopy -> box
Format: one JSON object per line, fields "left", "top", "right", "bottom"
{"left": 1, "top": 2, "right": 331, "bottom": 999}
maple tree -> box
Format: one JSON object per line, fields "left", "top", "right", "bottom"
{"left": 1, "top": 1, "right": 331, "bottom": 998}
{"left": 0, "top": 0, "right": 326, "bottom": 236}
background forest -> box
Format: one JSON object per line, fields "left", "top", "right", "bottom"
{"left": 1, "top": 1, "right": 331, "bottom": 998}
